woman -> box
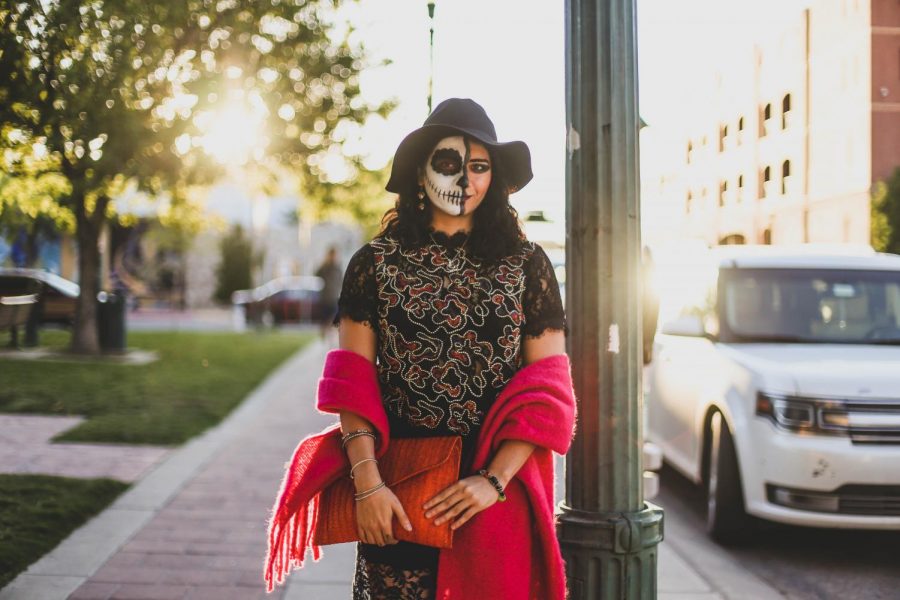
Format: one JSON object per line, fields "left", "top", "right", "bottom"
{"left": 265, "top": 98, "right": 576, "bottom": 599}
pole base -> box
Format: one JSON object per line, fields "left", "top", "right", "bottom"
{"left": 557, "top": 502, "right": 664, "bottom": 599}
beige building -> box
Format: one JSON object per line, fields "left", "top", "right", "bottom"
{"left": 675, "top": 0, "right": 900, "bottom": 246}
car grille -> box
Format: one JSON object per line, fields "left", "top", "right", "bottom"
{"left": 767, "top": 484, "right": 900, "bottom": 516}
{"left": 838, "top": 485, "right": 900, "bottom": 516}
{"left": 819, "top": 400, "right": 900, "bottom": 445}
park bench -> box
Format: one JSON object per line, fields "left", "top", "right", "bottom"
{"left": 0, "top": 293, "right": 38, "bottom": 348}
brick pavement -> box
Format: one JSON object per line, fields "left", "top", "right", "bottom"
{"left": 0, "top": 415, "right": 169, "bottom": 483}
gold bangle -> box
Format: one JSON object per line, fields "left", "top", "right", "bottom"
{"left": 341, "top": 430, "right": 376, "bottom": 449}
{"left": 350, "top": 457, "right": 378, "bottom": 480}
{"left": 354, "top": 481, "right": 386, "bottom": 502}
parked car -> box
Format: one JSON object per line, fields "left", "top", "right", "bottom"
{"left": 232, "top": 276, "right": 324, "bottom": 326}
{"left": 0, "top": 268, "right": 79, "bottom": 326}
{"left": 644, "top": 244, "right": 900, "bottom": 542}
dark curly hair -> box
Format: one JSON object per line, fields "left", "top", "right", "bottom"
{"left": 378, "top": 144, "right": 525, "bottom": 263}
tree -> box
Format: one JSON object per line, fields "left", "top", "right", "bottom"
{"left": 0, "top": 137, "right": 74, "bottom": 265}
{"left": 213, "top": 223, "right": 258, "bottom": 305}
{"left": 871, "top": 167, "right": 900, "bottom": 255}
{"left": 0, "top": 1, "right": 387, "bottom": 353}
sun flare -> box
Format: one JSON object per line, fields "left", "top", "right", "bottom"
{"left": 195, "top": 97, "right": 269, "bottom": 167}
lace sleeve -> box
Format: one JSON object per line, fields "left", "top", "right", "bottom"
{"left": 334, "top": 244, "right": 377, "bottom": 329}
{"left": 522, "top": 244, "right": 567, "bottom": 338}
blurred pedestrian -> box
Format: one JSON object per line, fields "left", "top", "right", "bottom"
{"left": 314, "top": 246, "right": 343, "bottom": 341}
{"left": 266, "top": 98, "right": 577, "bottom": 599}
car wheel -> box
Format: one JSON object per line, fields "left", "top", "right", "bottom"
{"left": 706, "top": 411, "right": 752, "bottom": 544}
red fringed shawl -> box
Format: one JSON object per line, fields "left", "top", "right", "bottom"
{"left": 264, "top": 350, "right": 576, "bottom": 599}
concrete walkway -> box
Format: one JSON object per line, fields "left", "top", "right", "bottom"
{"left": 1, "top": 340, "right": 785, "bottom": 599}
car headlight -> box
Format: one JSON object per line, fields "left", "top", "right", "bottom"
{"left": 755, "top": 392, "right": 847, "bottom": 436}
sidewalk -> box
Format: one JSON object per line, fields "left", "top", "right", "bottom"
{"left": 1, "top": 340, "right": 784, "bottom": 599}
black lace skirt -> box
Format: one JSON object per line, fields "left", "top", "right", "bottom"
{"left": 352, "top": 542, "right": 438, "bottom": 599}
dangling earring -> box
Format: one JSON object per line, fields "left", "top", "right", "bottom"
{"left": 417, "top": 186, "right": 426, "bottom": 211}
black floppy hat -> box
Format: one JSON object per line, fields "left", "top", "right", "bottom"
{"left": 385, "top": 98, "right": 533, "bottom": 194}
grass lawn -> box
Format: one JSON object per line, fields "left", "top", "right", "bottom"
{"left": 0, "top": 330, "right": 313, "bottom": 445}
{"left": 0, "top": 474, "right": 129, "bottom": 588}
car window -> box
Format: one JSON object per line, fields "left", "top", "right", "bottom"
{"left": 284, "top": 289, "right": 311, "bottom": 301}
{"left": 721, "top": 268, "right": 900, "bottom": 343}
{"left": 0, "top": 277, "right": 37, "bottom": 295}
{"left": 653, "top": 255, "right": 720, "bottom": 334}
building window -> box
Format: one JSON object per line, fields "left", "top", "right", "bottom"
{"left": 737, "top": 174, "right": 744, "bottom": 202}
{"left": 763, "top": 228, "right": 772, "bottom": 245}
{"left": 719, "top": 124, "right": 729, "bottom": 152}
{"left": 781, "top": 160, "right": 791, "bottom": 194}
{"left": 719, "top": 180, "right": 728, "bottom": 206}
{"left": 719, "top": 234, "right": 746, "bottom": 245}
{"left": 687, "top": 141, "right": 693, "bottom": 164}
{"left": 760, "top": 103, "right": 772, "bottom": 137}
{"left": 781, "top": 94, "right": 792, "bottom": 129}
{"left": 686, "top": 191, "right": 693, "bottom": 214}
{"left": 760, "top": 166, "right": 771, "bottom": 198}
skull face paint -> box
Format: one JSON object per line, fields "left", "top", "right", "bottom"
{"left": 423, "top": 136, "right": 486, "bottom": 216}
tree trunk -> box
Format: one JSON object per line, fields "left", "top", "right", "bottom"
{"left": 70, "top": 194, "right": 108, "bottom": 355}
{"left": 25, "top": 226, "right": 41, "bottom": 267}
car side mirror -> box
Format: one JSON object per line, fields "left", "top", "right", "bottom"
{"left": 660, "top": 315, "right": 706, "bottom": 338}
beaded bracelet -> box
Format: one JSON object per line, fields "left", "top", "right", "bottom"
{"left": 350, "top": 457, "right": 378, "bottom": 480}
{"left": 354, "top": 481, "right": 386, "bottom": 502}
{"left": 341, "top": 429, "right": 376, "bottom": 449}
{"left": 478, "top": 469, "right": 507, "bottom": 502}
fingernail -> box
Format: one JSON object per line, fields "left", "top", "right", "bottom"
{"left": 424, "top": 511, "right": 432, "bottom": 518}
{"left": 405, "top": 523, "right": 413, "bottom": 531}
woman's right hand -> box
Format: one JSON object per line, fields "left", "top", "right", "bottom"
{"left": 355, "top": 485, "right": 413, "bottom": 546}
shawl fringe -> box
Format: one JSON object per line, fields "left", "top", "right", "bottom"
{"left": 265, "top": 493, "right": 321, "bottom": 592}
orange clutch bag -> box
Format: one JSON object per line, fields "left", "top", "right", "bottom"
{"left": 313, "top": 436, "right": 462, "bottom": 549}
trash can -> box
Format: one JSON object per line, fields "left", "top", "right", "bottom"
{"left": 97, "top": 291, "right": 127, "bottom": 353}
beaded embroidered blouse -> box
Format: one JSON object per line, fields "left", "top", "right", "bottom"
{"left": 336, "top": 230, "right": 565, "bottom": 462}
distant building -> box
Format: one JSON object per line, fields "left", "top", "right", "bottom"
{"left": 181, "top": 185, "right": 363, "bottom": 309}
{"left": 668, "top": 0, "right": 900, "bottom": 246}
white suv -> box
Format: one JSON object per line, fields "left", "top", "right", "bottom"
{"left": 645, "top": 245, "right": 900, "bottom": 542}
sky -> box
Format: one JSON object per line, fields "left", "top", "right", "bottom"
{"left": 337, "top": 0, "right": 815, "bottom": 244}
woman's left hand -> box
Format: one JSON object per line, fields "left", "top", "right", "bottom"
{"left": 423, "top": 475, "right": 500, "bottom": 530}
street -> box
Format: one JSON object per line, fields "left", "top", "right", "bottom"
{"left": 657, "top": 465, "right": 900, "bottom": 600}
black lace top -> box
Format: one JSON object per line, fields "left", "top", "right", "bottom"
{"left": 336, "top": 230, "right": 565, "bottom": 465}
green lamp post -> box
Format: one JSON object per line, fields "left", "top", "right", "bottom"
{"left": 558, "top": 0, "right": 664, "bottom": 598}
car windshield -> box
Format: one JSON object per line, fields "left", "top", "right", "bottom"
{"left": 721, "top": 268, "right": 900, "bottom": 344}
